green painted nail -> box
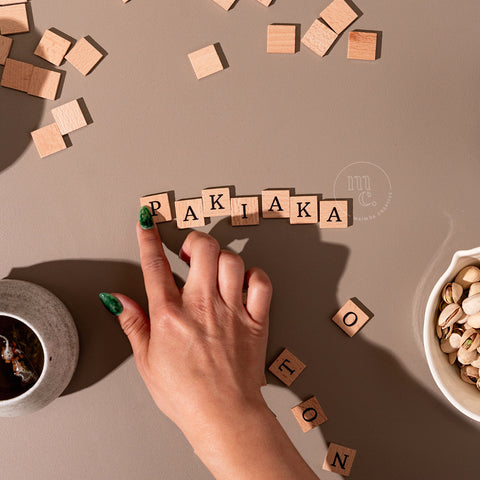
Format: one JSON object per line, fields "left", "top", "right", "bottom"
{"left": 99, "top": 293, "right": 123, "bottom": 316}
{"left": 139, "top": 206, "right": 154, "bottom": 230}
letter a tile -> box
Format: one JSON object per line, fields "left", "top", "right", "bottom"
{"left": 175, "top": 198, "right": 205, "bottom": 229}
{"left": 332, "top": 298, "right": 373, "bottom": 337}
{"left": 268, "top": 348, "right": 306, "bottom": 386}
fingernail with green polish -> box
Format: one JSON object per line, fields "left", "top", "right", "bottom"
{"left": 99, "top": 293, "right": 123, "bottom": 316}
{"left": 139, "top": 206, "right": 154, "bottom": 230}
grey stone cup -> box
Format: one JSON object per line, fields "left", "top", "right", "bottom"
{"left": 0, "top": 279, "right": 79, "bottom": 416}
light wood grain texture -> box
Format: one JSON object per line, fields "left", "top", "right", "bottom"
{"left": 202, "top": 187, "right": 231, "bottom": 217}
{"left": 140, "top": 192, "right": 173, "bottom": 223}
{"left": 289, "top": 196, "right": 318, "bottom": 224}
{"left": 291, "top": 396, "right": 327, "bottom": 432}
{"left": 27, "top": 66, "right": 60, "bottom": 100}
{"left": 319, "top": 200, "right": 349, "bottom": 228}
{"left": 261, "top": 189, "right": 290, "bottom": 218}
{"left": 30, "top": 123, "right": 67, "bottom": 159}
{"left": 0, "top": 0, "right": 27, "bottom": 4}
{"left": 332, "top": 298, "right": 373, "bottom": 337}
{"left": 348, "top": 31, "right": 378, "bottom": 60}
{"left": 212, "top": 0, "right": 236, "bottom": 11}
{"left": 52, "top": 99, "right": 88, "bottom": 135}
{"left": 257, "top": 0, "right": 273, "bottom": 5}
{"left": 175, "top": 199, "right": 205, "bottom": 229}
{"left": 65, "top": 37, "right": 103, "bottom": 76}
{"left": 301, "top": 20, "right": 337, "bottom": 57}
{"left": 0, "top": 4, "right": 28, "bottom": 35}
{"left": 0, "top": 58, "right": 33, "bottom": 92}
{"left": 319, "top": 0, "right": 358, "bottom": 34}
{"left": 267, "top": 25, "right": 296, "bottom": 54}
{"left": 188, "top": 44, "right": 224, "bottom": 80}
{"left": 268, "top": 348, "right": 306, "bottom": 386}
{"left": 231, "top": 197, "right": 259, "bottom": 226}
{"left": 0, "top": 34, "right": 12, "bottom": 65}
{"left": 323, "top": 443, "right": 357, "bottom": 476}
{"left": 34, "top": 29, "right": 72, "bottom": 66}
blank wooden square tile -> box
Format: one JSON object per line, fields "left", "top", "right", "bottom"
{"left": 290, "top": 196, "right": 318, "bottom": 224}
{"left": 175, "top": 199, "right": 205, "bottom": 229}
{"left": 257, "top": 0, "right": 274, "bottom": 5}
{"left": 0, "top": 4, "right": 29, "bottom": 35}
{"left": 267, "top": 25, "right": 296, "bottom": 54}
{"left": 202, "top": 188, "right": 231, "bottom": 217}
{"left": 0, "top": 0, "right": 28, "bottom": 4}
{"left": 348, "top": 31, "right": 378, "bottom": 60}
{"left": 262, "top": 190, "right": 290, "bottom": 218}
{"left": 268, "top": 348, "right": 306, "bottom": 386}
{"left": 231, "top": 197, "right": 259, "bottom": 226}
{"left": 51, "top": 99, "right": 88, "bottom": 135}
{"left": 292, "top": 396, "right": 327, "bottom": 432}
{"left": 34, "top": 29, "right": 72, "bottom": 66}
{"left": 140, "top": 193, "right": 173, "bottom": 223}
{"left": 212, "top": 0, "right": 236, "bottom": 10}
{"left": 320, "top": 0, "right": 358, "bottom": 34}
{"left": 0, "top": 58, "right": 33, "bottom": 92}
{"left": 301, "top": 20, "right": 337, "bottom": 57}
{"left": 323, "top": 443, "right": 357, "bottom": 476}
{"left": 27, "top": 67, "right": 61, "bottom": 100}
{"left": 31, "top": 123, "right": 67, "bottom": 159}
{"left": 332, "top": 298, "right": 373, "bottom": 337}
{"left": 65, "top": 37, "right": 103, "bottom": 76}
{"left": 319, "top": 200, "right": 349, "bottom": 228}
{"left": 0, "top": 34, "right": 12, "bottom": 65}
{"left": 188, "top": 44, "right": 224, "bottom": 80}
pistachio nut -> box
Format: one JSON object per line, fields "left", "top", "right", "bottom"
{"left": 438, "top": 303, "right": 465, "bottom": 328}
{"left": 471, "top": 355, "right": 480, "bottom": 369}
{"left": 477, "top": 378, "right": 480, "bottom": 391}
{"left": 436, "top": 324, "right": 443, "bottom": 339}
{"left": 439, "top": 301, "right": 448, "bottom": 312}
{"left": 458, "top": 346, "right": 479, "bottom": 365}
{"left": 441, "top": 332, "right": 462, "bottom": 353}
{"left": 460, "top": 328, "right": 480, "bottom": 351}
{"left": 462, "top": 293, "right": 480, "bottom": 316}
{"left": 461, "top": 365, "right": 478, "bottom": 384}
{"left": 469, "top": 282, "right": 480, "bottom": 297}
{"left": 442, "top": 282, "right": 463, "bottom": 304}
{"left": 466, "top": 312, "right": 480, "bottom": 329}
{"left": 455, "top": 266, "right": 480, "bottom": 289}
{"left": 448, "top": 352, "right": 457, "bottom": 365}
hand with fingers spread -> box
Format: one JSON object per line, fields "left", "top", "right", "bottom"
{"left": 99, "top": 206, "right": 319, "bottom": 480}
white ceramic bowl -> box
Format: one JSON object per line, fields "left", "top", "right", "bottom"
{"left": 424, "top": 247, "right": 480, "bottom": 422}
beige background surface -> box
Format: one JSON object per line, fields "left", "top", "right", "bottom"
{"left": 1, "top": 0, "right": 479, "bottom": 478}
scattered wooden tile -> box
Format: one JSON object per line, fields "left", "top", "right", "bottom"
{"left": 51, "top": 99, "right": 88, "bottom": 135}
{"left": 301, "top": 19, "right": 337, "bottom": 57}
{"left": 0, "top": 58, "right": 33, "bottom": 92}
{"left": 34, "top": 29, "right": 72, "bottom": 66}
{"left": 332, "top": 298, "right": 373, "bottom": 337}
{"left": 202, "top": 187, "right": 231, "bottom": 217}
{"left": 291, "top": 396, "right": 328, "bottom": 432}
{"left": 212, "top": 0, "right": 236, "bottom": 10}
{"left": 267, "top": 25, "right": 296, "bottom": 54}
{"left": 289, "top": 196, "right": 318, "bottom": 224}
{"left": 27, "top": 66, "right": 61, "bottom": 100}
{"left": 261, "top": 189, "right": 290, "bottom": 218}
{"left": 188, "top": 44, "right": 224, "bottom": 80}
{"left": 140, "top": 192, "right": 173, "bottom": 223}
{"left": 319, "top": 200, "right": 349, "bottom": 228}
{"left": 123, "top": 0, "right": 131, "bottom": 3}
{"left": 31, "top": 123, "right": 67, "bottom": 159}
{"left": 175, "top": 198, "right": 205, "bottom": 229}
{"left": 348, "top": 31, "right": 378, "bottom": 61}
{"left": 231, "top": 197, "right": 259, "bottom": 226}
{"left": 65, "top": 37, "right": 103, "bottom": 76}
{"left": 0, "top": 34, "right": 12, "bottom": 65}
{"left": 0, "top": 4, "right": 28, "bottom": 35}
{"left": 268, "top": 348, "right": 306, "bottom": 386}
{"left": 319, "top": 0, "right": 358, "bottom": 34}
{"left": 257, "top": 0, "right": 274, "bottom": 5}
{"left": 323, "top": 443, "right": 357, "bottom": 476}
{"left": 0, "top": 0, "right": 27, "bottom": 4}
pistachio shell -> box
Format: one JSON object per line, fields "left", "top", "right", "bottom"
{"left": 439, "top": 301, "right": 448, "bottom": 312}
{"left": 461, "top": 365, "right": 478, "bottom": 384}
{"left": 466, "top": 313, "right": 480, "bottom": 329}
{"left": 436, "top": 324, "right": 443, "bottom": 339}
{"left": 455, "top": 266, "right": 480, "bottom": 289}
{"left": 442, "top": 282, "right": 463, "bottom": 304}
{"left": 458, "top": 346, "right": 479, "bottom": 365}
{"left": 462, "top": 293, "right": 480, "bottom": 315}
{"left": 448, "top": 352, "right": 457, "bottom": 364}
{"left": 471, "top": 355, "right": 480, "bottom": 369}
{"left": 460, "top": 328, "right": 480, "bottom": 351}
{"left": 438, "top": 303, "right": 465, "bottom": 328}
{"left": 441, "top": 332, "right": 462, "bottom": 353}
{"left": 469, "top": 282, "right": 480, "bottom": 297}
{"left": 477, "top": 378, "right": 480, "bottom": 391}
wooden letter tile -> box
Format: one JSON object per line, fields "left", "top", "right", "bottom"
{"left": 332, "top": 298, "right": 373, "bottom": 337}
{"left": 348, "top": 31, "right": 378, "bottom": 61}
{"left": 65, "top": 37, "right": 104, "bottom": 76}
{"left": 231, "top": 197, "right": 259, "bottom": 226}
{"left": 267, "top": 25, "right": 296, "bottom": 54}
{"left": 319, "top": 200, "right": 349, "bottom": 228}
{"left": 301, "top": 20, "right": 337, "bottom": 57}
{"left": 257, "top": 0, "right": 274, "bottom": 5}
{"left": 140, "top": 192, "right": 173, "bottom": 224}
{"left": 34, "top": 29, "right": 72, "bottom": 66}
{"left": 0, "top": 58, "right": 33, "bottom": 92}
{"left": 27, "top": 67, "right": 61, "bottom": 100}
{"left": 0, "top": 1, "right": 28, "bottom": 5}
{"left": 188, "top": 44, "right": 224, "bottom": 80}
{"left": 261, "top": 190, "right": 290, "bottom": 218}
{"left": 31, "top": 123, "right": 67, "bottom": 159}
{"left": 175, "top": 199, "right": 205, "bottom": 229}
{"left": 51, "top": 99, "right": 88, "bottom": 135}
{"left": 319, "top": 0, "right": 358, "bottom": 34}
{"left": 290, "top": 196, "right": 318, "bottom": 224}
{"left": 0, "top": 4, "right": 29, "bottom": 35}
{"left": 212, "top": 0, "right": 236, "bottom": 11}
{"left": 202, "top": 188, "right": 231, "bottom": 217}
{"left": 268, "top": 348, "right": 306, "bottom": 386}
{"left": 292, "top": 396, "right": 327, "bottom": 432}
{"left": 0, "top": 34, "right": 12, "bottom": 65}
{"left": 323, "top": 443, "right": 357, "bottom": 476}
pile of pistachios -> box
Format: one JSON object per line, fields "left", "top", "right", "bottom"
{"left": 437, "top": 265, "right": 480, "bottom": 390}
